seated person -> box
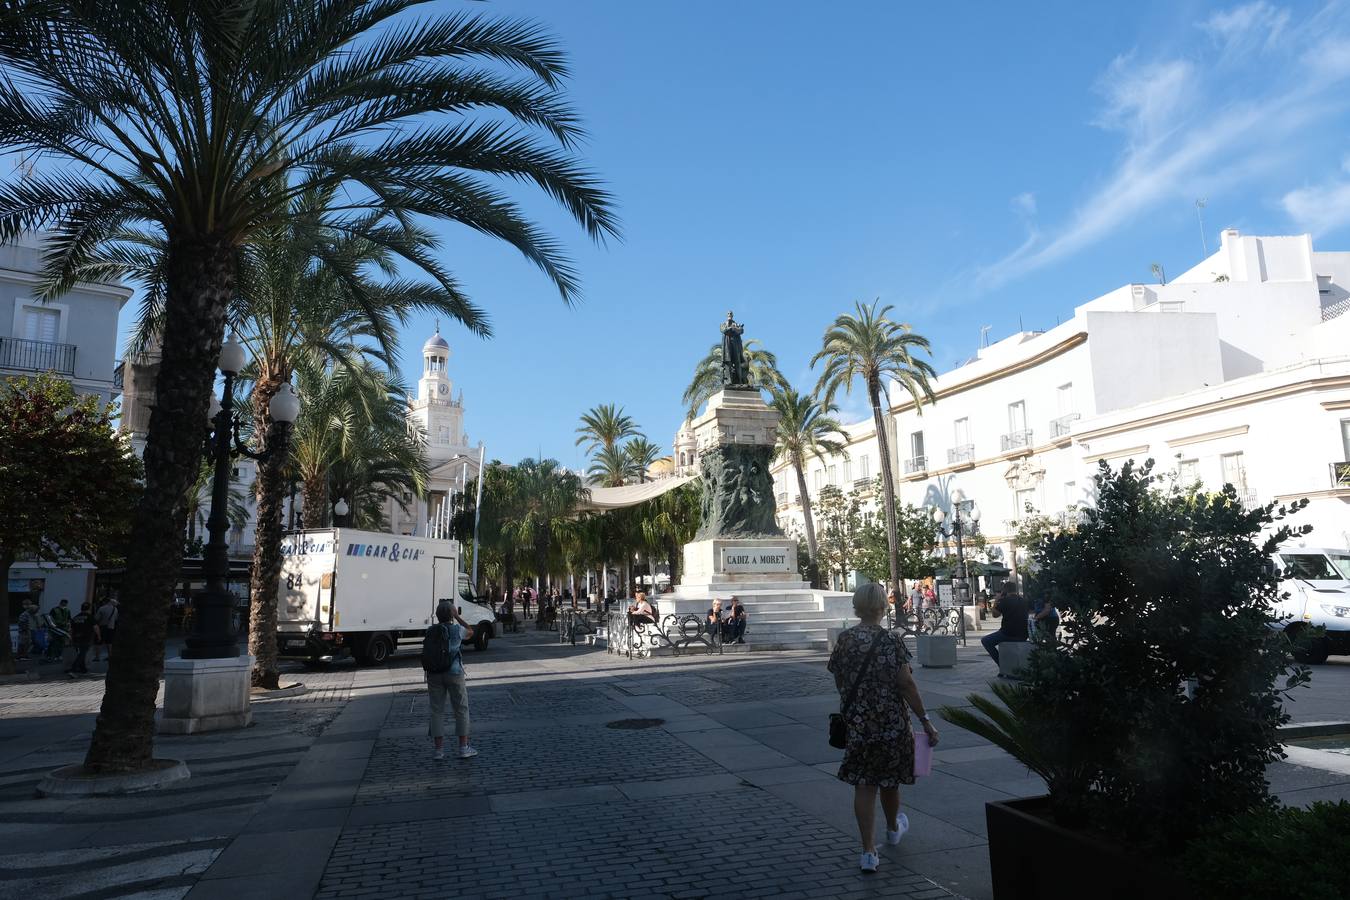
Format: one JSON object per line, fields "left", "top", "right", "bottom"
{"left": 706, "top": 599, "right": 726, "bottom": 639}
{"left": 724, "top": 599, "right": 747, "bottom": 644}
{"left": 628, "top": 591, "right": 655, "bottom": 625}
{"left": 981, "top": 581, "right": 1029, "bottom": 664}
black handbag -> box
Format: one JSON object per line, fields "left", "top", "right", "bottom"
{"left": 829, "top": 632, "right": 884, "bottom": 749}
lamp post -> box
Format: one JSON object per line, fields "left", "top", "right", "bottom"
{"left": 182, "top": 336, "right": 300, "bottom": 660}
{"left": 333, "top": 497, "right": 350, "bottom": 528}
{"left": 933, "top": 490, "right": 981, "bottom": 627}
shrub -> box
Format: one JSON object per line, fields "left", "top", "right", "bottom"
{"left": 942, "top": 460, "right": 1310, "bottom": 849}
{"left": 1182, "top": 801, "right": 1350, "bottom": 899}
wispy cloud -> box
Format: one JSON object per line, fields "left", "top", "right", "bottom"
{"left": 1283, "top": 157, "right": 1350, "bottom": 235}
{"left": 973, "top": 3, "right": 1350, "bottom": 292}
{"left": 1011, "top": 192, "right": 1037, "bottom": 217}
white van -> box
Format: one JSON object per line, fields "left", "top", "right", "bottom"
{"left": 276, "top": 527, "right": 497, "bottom": 665}
{"left": 1271, "top": 545, "right": 1350, "bottom": 664}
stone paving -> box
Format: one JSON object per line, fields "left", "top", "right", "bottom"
{"left": 0, "top": 632, "right": 1348, "bottom": 898}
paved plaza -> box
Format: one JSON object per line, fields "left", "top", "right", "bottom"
{"left": 1, "top": 630, "right": 1349, "bottom": 900}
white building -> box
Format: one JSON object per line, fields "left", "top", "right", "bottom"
{"left": 2, "top": 235, "right": 132, "bottom": 608}
{"left": 772, "top": 230, "right": 1350, "bottom": 566}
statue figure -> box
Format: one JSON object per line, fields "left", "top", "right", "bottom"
{"left": 695, "top": 444, "right": 782, "bottom": 540}
{"left": 720, "top": 311, "right": 749, "bottom": 388}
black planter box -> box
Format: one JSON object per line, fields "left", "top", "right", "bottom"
{"left": 986, "top": 796, "right": 1185, "bottom": 900}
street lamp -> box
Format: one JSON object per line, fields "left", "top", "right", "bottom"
{"left": 933, "top": 490, "right": 981, "bottom": 612}
{"left": 182, "top": 337, "right": 300, "bottom": 660}
{"left": 333, "top": 497, "right": 350, "bottom": 528}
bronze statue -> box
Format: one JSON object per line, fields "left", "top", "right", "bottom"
{"left": 720, "top": 311, "right": 749, "bottom": 388}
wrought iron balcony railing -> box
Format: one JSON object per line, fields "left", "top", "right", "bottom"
{"left": 0, "top": 336, "right": 75, "bottom": 375}
{"left": 903, "top": 455, "right": 927, "bottom": 475}
{"left": 948, "top": 444, "right": 974, "bottom": 464}
{"left": 1332, "top": 462, "right": 1350, "bottom": 488}
{"left": 1001, "top": 429, "right": 1033, "bottom": 452}
{"left": 1050, "top": 413, "right": 1080, "bottom": 438}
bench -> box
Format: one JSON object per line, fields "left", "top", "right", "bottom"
{"left": 998, "top": 640, "right": 1033, "bottom": 678}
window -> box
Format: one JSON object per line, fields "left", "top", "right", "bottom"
{"left": 1057, "top": 383, "right": 1074, "bottom": 416}
{"left": 843, "top": 459, "right": 852, "bottom": 483}
{"left": 828, "top": 465, "right": 838, "bottom": 486}
{"left": 1341, "top": 419, "right": 1350, "bottom": 461}
{"left": 437, "top": 425, "right": 450, "bottom": 445}
{"left": 1178, "top": 458, "right": 1200, "bottom": 486}
{"left": 22, "top": 305, "right": 60, "bottom": 343}
{"left": 1007, "top": 401, "right": 1027, "bottom": 434}
{"left": 953, "top": 417, "right": 970, "bottom": 447}
{"left": 910, "top": 431, "right": 925, "bottom": 461}
{"left": 1220, "top": 452, "right": 1247, "bottom": 491}
{"left": 814, "top": 470, "right": 824, "bottom": 491}
{"left": 1015, "top": 488, "right": 1036, "bottom": 518}
{"left": 859, "top": 454, "right": 871, "bottom": 480}
{"left": 1064, "top": 481, "right": 1077, "bottom": 507}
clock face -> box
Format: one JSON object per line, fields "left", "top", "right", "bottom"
{"left": 438, "top": 384, "right": 448, "bottom": 395}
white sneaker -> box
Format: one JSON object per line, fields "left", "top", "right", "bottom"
{"left": 459, "top": 745, "right": 479, "bottom": 759}
{"left": 886, "top": 812, "right": 910, "bottom": 845}
{"left": 433, "top": 748, "right": 445, "bottom": 761}
{"left": 859, "top": 851, "right": 879, "bottom": 873}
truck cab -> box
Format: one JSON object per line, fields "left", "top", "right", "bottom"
{"left": 1271, "top": 546, "right": 1350, "bottom": 665}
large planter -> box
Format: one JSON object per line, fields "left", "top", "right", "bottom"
{"left": 915, "top": 633, "right": 956, "bottom": 667}
{"left": 986, "top": 796, "right": 1185, "bottom": 900}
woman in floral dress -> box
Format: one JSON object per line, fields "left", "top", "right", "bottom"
{"left": 828, "top": 583, "right": 941, "bottom": 873}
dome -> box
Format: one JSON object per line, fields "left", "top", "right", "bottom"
{"left": 423, "top": 329, "right": 449, "bottom": 353}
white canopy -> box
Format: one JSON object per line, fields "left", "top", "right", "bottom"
{"left": 577, "top": 474, "right": 698, "bottom": 511}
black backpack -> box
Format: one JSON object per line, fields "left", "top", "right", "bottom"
{"left": 421, "top": 623, "right": 454, "bottom": 673}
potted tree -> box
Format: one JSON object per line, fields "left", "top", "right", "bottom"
{"left": 941, "top": 461, "right": 1311, "bottom": 900}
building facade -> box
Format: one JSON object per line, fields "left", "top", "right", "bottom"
{"left": 2, "top": 235, "right": 132, "bottom": 610}
{"left": 771, "top": 230, "right": 1350, "bottom": 569}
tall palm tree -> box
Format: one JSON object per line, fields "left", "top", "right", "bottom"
{"left": 498, "top": 458, "right": 589, "bottom": 595}
{"left": 576, "top": 404, "right": 642, "bottom": 456}
{"left": 624, "top": 437, "right": 663, "bottom": 483}
{"left": 683, "top": 338, "right": 789, "bottom": 420}
{"left": 771, "top": 387, "right": 848, "bottom": 577}
{"left": 588, "top": 445, "right": 636, "bottom": 487}
{"left": 0, "top": 2, "right": 617, "bottom": 773}
{"left": 812, "top": 300, "right": 937, "bottom": 594}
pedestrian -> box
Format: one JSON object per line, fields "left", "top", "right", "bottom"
{"left": 1031, "top": 590, "right": 1059, "bottom": 643}
{"left": 828, "top": 583, "right": 940, "bottom": 873}
{"left": 628, "top": 591, "right": 655, "bottom": 625}
{"left": 93, "top": 597, "right": 118, "bottom": 662}
{"left": 67, "top": 601, "right": 94, "bottom": 677}
{"left": 15, "top": 600, "right": 37, "bottom": 660}
{"left": 981, "top": 581, "right": 1030, "bottom": 665}
{"left": 45, "top": 599, "right": 72, "bottom": 662}
{"left": 422, "top": 600, "right": 477, "bottom": 761}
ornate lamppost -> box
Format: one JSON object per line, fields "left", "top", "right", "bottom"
{"left": 933, "top": 490, "right": 981, "bottom": 630}
{"left": 182, "top": 335, "right": 300, "bottom": 660}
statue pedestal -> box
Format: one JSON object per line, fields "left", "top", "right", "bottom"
{"left": 690, "top": 388, "right": 778, "bottom": 451}
{"left": 664, "top": 538, "right": 806, "bottom": 610}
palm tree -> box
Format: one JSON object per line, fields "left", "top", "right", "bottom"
{"left": 588, "top": 445, "right": 636, "bottom": 487}
{"left": 0, "top": 3, "right": 617, "bottom": 773}
{"left": 683, "top": 339, "right": 789, "bottom": 420}
{"left": 498, "top": 458, "right": 589, "bottom": 596}
{"left": 624, "top": 437, "right": 663, "bottom": 483}
{"left": 576, "top": 404, "right": 642, "bottom": 456}
{"left": 812, "top": 300, "right": 937, "bottom": 594}
{"left": 639, "top": 483, "right": 701, "bottom": 586}
{"left": 771, "top": 387, "right": 848, "bottom": 580}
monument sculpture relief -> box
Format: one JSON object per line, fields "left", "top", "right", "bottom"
{"left": 695, "top": 443, "right": 781, "bottom": 540}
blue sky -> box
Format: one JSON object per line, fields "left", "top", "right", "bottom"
{"left": 109, "top": 1, "right": 1350, "bottom": 469}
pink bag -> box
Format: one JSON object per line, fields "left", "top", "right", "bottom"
{"left": 913, "top": 731, "right": 933, "bottom": 777}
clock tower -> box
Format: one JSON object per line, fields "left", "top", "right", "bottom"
{"left": 410, "top": 326, "right": 466, "bottom": 453}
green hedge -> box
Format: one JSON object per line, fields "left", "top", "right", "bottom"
{"left": 1183, "top": 801, "right": 1350, "bottom": 899}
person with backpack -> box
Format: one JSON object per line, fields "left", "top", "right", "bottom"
{"left": 422, "top": 600, "right": 477, "bottom": 761}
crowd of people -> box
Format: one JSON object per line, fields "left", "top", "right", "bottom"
{"left": 12, "top": 596, "right": 117, "bottom": 676}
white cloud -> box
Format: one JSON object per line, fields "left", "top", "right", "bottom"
{"left": 1093, "top": 56, "right": 1195, "bottom": 145}
{"left": 1202, "top": 2, "right": 1291, "bottom": 54}
{"left": 1011, "top": 192, "right": 1037, "bottom": 217}
{"left": 1282, "top": 158, "right": 1350, "bottom": 235}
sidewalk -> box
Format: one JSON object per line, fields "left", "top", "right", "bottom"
{"left": 1, "top": 630, "right": 1348, "bottom": 898}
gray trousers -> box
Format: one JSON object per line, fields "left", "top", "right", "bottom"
{"left": 426, "top": 671, "right": 470, "bottom": 739}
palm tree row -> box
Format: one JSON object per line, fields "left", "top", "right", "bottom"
{"left": 0, "top": 1, "right": 618, "bottom": 773}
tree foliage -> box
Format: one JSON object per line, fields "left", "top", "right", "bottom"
{"left": 682, "top": 337, "right": 789, "bottom": 420}
{"left": 0, "top": 376, "right": 142, "bottom": 673}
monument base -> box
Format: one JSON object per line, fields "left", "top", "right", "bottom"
{"left": 672, "top": 537, "right": 807, "bottom": 598}
{"left": 159, "top": 655, "right": 254, "bottom": 735}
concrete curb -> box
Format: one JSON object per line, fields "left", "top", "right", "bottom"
{"left": 37, "top": 759, "right": 190, "bottom": 797}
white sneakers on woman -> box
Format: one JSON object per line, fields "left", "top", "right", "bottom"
{"left": 859, "top": 851, "right": 879, "bottom": 873}
{"left": 886, "top": 813, "right": 910, "bottom": 845}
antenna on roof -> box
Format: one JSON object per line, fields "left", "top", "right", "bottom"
{"left": 1196, "top": 198, "right": 1208, "bottom": 257}
{"left": 979, "top": 325, "right": 991, "bottom": 349}
{"left": 1018, "top": 315, "right": 1024, "bottom": 332}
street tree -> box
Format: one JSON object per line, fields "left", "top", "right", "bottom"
{"left": 771, "top": 387, "right": 847, "bottom": 578}
{"left": 0, "top": 376, "right": 142, "bottom": 675}
{"left": 812, "top": 301, "right": 937, "bottom": 594}
{"left": 682, "top": 338, "right": 789, "bottom": 420}
{"left": 814, "top": 485, "right": 864, "bottom": 588}
{"left": 576, "top": 404, "right": 642, "bottom": 456}
{"left": 0, "top": 2, "right": 617, "bottom": 773}
{"left": 624, "top": 437, "right": 663, "bottom": 483}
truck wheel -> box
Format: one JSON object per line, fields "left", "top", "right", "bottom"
{"left": 473, "top": 626, "right": 490, "bottom": 652}
{"left": 365, "top": 634, "right": 393, "bottom": 665}
{"left": 1303, "top": 638, "right": 1330, "bottom": 665}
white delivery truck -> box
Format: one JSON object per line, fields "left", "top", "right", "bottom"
{"left": 1271, "top": 545, "right": 1350, "bottom": 665}
{"left": 276, "top": 528, "right": 497, "bottom": 665}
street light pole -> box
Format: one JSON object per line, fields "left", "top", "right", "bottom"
{"left": 933, "top": 491, "right": 981, "bottom": 645}
{"left": 334, "top": 497, "right": 350, "bottom": 529}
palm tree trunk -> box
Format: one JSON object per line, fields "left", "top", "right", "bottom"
{"left": 868, "top": 375, "right": 901, "bottom": 593}
{"left": 667, "top": 541, "right": 680, "bottom": 587}
{"left": 301, "top": 477, "right": 328, "bottom": 529}
{"left": 248, "top": 377, "right": 288, "bottom": 690}
{"left": 85, "top": 233, "right": 233, "bottom": 774}
{"left": 793, "top": 454, "right": 819, "bottom": 563}
{"left": 0, "top": 549, "right": 14, "bottom": 675}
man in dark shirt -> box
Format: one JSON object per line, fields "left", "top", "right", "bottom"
{"left": 981, "top": 582, "right": 1029, "bottom": 664}
{"left": 724, "top": 599, "right": 747, "bottom": 644}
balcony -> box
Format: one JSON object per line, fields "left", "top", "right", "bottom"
{"left": 903, "top": 455, "right": 927, "bottom": 475}
{"left": 1332, "top": 462, "right": 1350, "bottom": 488}
{"left": 1050, "top": 413, "right": 1080, "bottom": 439}
{"left": 0, "top": 337, "right": 75, "bottom": 375}
{"left": 853, "top": 478, "right": 874, "bottom": 494}
{"left": 1001, "top": 429, "right": 1034, "bottom": 452}
{"left": 776, "top": 491, "right": 788, "bottom": 505}
{"left": 948, "top": 444, "right": 974, "bottom": 465}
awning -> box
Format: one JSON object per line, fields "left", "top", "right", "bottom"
{"left": 576, "top": 474, "right": 698, "bottom": 511}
